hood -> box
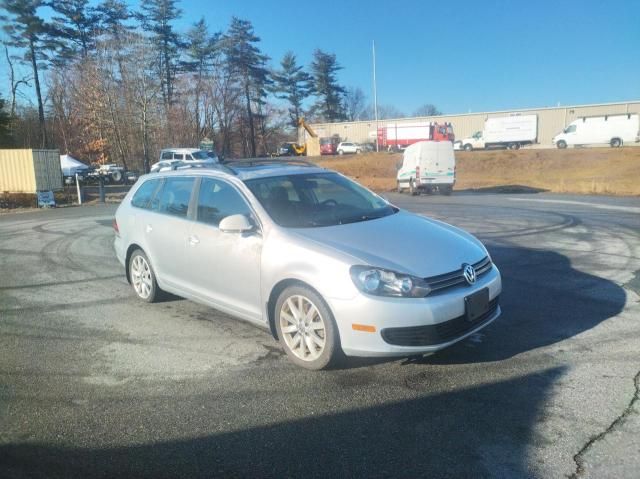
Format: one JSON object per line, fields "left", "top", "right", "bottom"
{"left": 289, "top": 210, "right": 487, "bottom": 278}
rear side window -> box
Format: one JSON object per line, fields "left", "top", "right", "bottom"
{"left": 197, "top": 178, "right": 252, "bottom": 226}
{"left": 161, "top": 151, "right": 172, "bottom": 160}
{"left": 131, "top": 179, "right": 160, "bottom": 209}
{"left": 156, "top": 177, "right": 195, "bottom": 218}
{"left": 173, "top": 153, "right": 184, "bottom": 161}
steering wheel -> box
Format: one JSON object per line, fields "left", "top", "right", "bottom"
{"left": 321, "top": 199, "right": 338, "bottom": 207}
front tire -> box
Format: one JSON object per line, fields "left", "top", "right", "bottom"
{"left": 129, "top": 249, "right": 161, "bottom": 303}
{"left": 557, "top": 140, "right": 567, "bottom": 149}
{"left": 275, "top": 286, "right": 340, "bottom": 370}
{"left": 397, "top": 181, "right": 404, "bottom": 193}
{"left": 409, "top": 179, "right": 418, "bottom": 196}
{"left": 610, "top": 138, "right": 622, "bottom": 148}
{"left": 464, "top": 144, "right": 473, "bottom": 151}
{"left": 338, "top": 149, "right": 344, "bottom": 155}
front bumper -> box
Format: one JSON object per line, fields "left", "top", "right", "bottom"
{"left": 329, "top": 265, "right": 501, "bottom": 357}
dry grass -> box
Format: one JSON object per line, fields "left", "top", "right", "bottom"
{"left": 314, "top": 147, "right": 640, "bottom": 196}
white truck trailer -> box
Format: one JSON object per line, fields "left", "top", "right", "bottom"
{"left": 552, "top": 113, "right": 639, "bottom": 148}
{"left": 459, "top": 114, "right": 538, "bottom": 151}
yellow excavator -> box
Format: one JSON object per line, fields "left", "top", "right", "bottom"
{"left": 291, "top": 118, "right": 320, "bottom": 156}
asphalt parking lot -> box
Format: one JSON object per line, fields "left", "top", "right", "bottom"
{"left": 1, "top": 192, "right": 639, "bottom": 478}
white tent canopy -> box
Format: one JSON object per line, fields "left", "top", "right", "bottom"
{"left": 60, "top": 154, "right": 89, "bottom": 176}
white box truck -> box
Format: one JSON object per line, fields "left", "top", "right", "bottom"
{"left": 396, "top": 141, "right": 455, "bottom": 195}
{"left": 459, "top": 114, "right": 538, "bottom": 151}
{"left": 552, "top": 113, "right": 639, "bottom": 149}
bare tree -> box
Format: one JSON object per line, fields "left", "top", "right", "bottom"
{"left": 413, "top": 103, "right": 442, "bottom": 117}
{"left": 344, "top": 86, "right": 368, "bottom": 121}
{"left": 3, "top": 43, "right": 31, "bottom": 117}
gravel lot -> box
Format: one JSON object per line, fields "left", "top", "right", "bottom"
{"left": 1, "top": 192, "right": 639, "bottom": 478}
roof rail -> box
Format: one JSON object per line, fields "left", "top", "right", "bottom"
{"left": 222, "top": 157, "right": 318, "bottom": 168}
{"left": 168, "top": 161, "right": 234, "bottom": 173}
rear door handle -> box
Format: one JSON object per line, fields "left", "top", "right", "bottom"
{"left": 189, "top": 235, "right": 200, "bottom": 246}
{"left": 145, "top": 224, "right": 153, "bottom": 233}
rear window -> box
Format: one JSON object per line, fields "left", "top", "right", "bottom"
{"left": 156, "top": 177, "right": 195, "bottom": 218}
{"left": 131, "top": 179, "right": 161, "bottom": 209}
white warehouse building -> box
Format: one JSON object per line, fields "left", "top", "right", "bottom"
{"left": 303, "top": 100, "right": 640, "bottom": 148}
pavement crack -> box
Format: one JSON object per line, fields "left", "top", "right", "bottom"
{"left": 570, "top": 368, "right": 640, "bottom": 478}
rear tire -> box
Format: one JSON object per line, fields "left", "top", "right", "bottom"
{"left": 441, "top": 185, "right": 453, "bottom": 196}
{"left": 397, "top": 181, "right": 404, "bottom": 193}
{"left": 128, "top": 249, "right": 161, "bottom": 303}
{"left": 275, "top": 285, "right": 340, "bottom": 370}
{"left": 610, "top": 138, "right": 622, "bottom": 148}
{"left": 508, "top": 143, "right": 520, "bottom": 150}
{"left": 464, "top": 144, "right": 473, "bottom": 151}
{"left": 111, "top": 170, "right": 123, "bottom": 183}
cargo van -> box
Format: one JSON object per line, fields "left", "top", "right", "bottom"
{"left": 552, "top": 114, "right": 639, "bottom": 148}
{"left": 459, "top": 114, "right": 538, "bottom": 151}
{"left": 396, "top": 141, "right": 455, "bottom": 195}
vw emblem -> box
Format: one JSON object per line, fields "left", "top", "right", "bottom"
{"left": 462, "top": 263, "right": 477, "bottom": 285}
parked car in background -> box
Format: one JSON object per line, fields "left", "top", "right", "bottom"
{"left": 552, "top": 113, "right": 639, "bottom": 149}
{"left": 337, "top": 142, "right": 362, "bottom": 155}
{"left": 397, "top": 141, "right": 455, "bottom": 195}
{"left": 151, "top": 148, "right": 218, "bottom": 173}
{"left": 320, "top": 136, "right": 340, "bottom": 155}
{"left": 113, "top": 160, "right": 500, "bottom": 370}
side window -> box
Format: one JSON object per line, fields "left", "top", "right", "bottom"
{"left": 161, "top": 151, "right": 172, "bottom": 160}
{"left": 197, "top": 178, "right": 252, "bottom": 226}
{"left": 131, "top": 179, "right": 160, "bottom": 209}
{"left": 156, "top": 177, "right": 195, "bottom": 218}
{"left": 566, "top": 125, "right": 577, "bottom": 133}
{"left": 186, "top": 154, "right": 194, "bottom": 161}
{"left": 173, "top": 153, "right": 184, "bottom": 161}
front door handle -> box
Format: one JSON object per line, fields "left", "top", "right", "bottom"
{"left": 189, "top": 235, "right": 200, "bottom": 246}
{"left": 145, "top": 224, "right": 153, "bottom": 233}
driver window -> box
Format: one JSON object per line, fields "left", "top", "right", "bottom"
{"left": 197, "top": 178, "right": 252, "bottom": 227}
{"left": 565, "top": 125, "right": 577, "bottom": 133}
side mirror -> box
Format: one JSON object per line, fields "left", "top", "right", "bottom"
{"left": 219, "top": 214, "right": 254, "bottom": 233}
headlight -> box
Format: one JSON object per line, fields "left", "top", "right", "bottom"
{"left": 350, "top": 265, "right": 431, "bottom": 298}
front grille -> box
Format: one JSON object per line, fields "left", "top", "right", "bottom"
{"left": 380, "top": 297, "right": 499, "bottom": 347}
{"left": 424, "top": 256, "right": 493, "bottom": 293}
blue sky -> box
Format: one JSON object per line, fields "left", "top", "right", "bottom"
{"left": 3, "top": 0, "right": 639, "bottom": 114}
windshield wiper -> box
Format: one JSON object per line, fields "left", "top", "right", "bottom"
{"left": 338, "top": 213, "right": 388, "bottom": 225}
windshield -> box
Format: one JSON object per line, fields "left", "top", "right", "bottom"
{"left": 191, "top": 150, "right": 210, "bottom": 160}
{"left": 244, "top": 172, "right": 397, "bottom": 227}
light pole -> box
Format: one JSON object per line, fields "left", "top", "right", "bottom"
{"left": 372, "top": 40, "right": 379, "bottom": 152}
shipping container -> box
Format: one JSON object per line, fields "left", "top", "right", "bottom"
{"left": 0, "top": 149, "right": 63, "bottom": 193}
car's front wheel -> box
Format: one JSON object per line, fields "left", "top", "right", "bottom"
{"left": 129, "top": 249, "right": 161, "bottom": 303}
{"left": 338, "top": 149, "right": 344, "bottom": 155}
{"left": 275, "top": 285, "right": 340, "bottom": 370}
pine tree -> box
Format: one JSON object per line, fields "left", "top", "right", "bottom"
{"left": 0, "top": 94, "right": 12, "bottom": 146}
{"left": 138, "top": 0, "right": 183, "bottom": 107}
{"left": 221, "top": 17, "right": 270, "bottom": 157}
{"left": 310, "top": 49, "right": 346, "bottom": 122}
{"left": 0, "top": 0, "right": 55, "bottom": 147}
{"left": 95, "top": 0, "right": 131, "bottom": 39}
{"left": 50, "top": 0, "right": 100, "bottom": 61}
{"left": 272, "top": 51, "right": 312, "bottom": 128}
{"left": 183, "top": 18, "right": 218, "bottom": 138}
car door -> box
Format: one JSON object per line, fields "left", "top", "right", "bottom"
{"left": 143, "top": 176, "right": 196, "bottom": 290}
{"left": 185, "top": 177, "right": 263, "bottom": 321}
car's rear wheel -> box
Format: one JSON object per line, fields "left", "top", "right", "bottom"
{"left": 275, "top": 286, "right": 340, "bottom": 370}
{"left": 129, "top": 249, "right": 161, "bottom": 303}
{"left": 464, "top": 144, "right": 473, "bottom": 151}
{"left": 397, "top": 181, "right": 403, "bottom": 193}
{"left": 610, "top": 137, "right": 622, "bottom": 148}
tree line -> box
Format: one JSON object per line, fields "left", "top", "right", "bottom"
{"left": 0, "top": 0, "right": 440, "bottom": 169}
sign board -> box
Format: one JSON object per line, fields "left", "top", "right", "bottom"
{"left": 37, "top": 190, "right": 56, "bottom": 208}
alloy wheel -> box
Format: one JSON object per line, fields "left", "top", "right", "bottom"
{"left": 279, "top": 295, "right": 326, "bottom": 361}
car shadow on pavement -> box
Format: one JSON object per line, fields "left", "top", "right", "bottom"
{"left": 420, "top": 244, "right": 627, "bottom": 366}
{"left": 0, "top": 367, "right": 565, "bottom": 479}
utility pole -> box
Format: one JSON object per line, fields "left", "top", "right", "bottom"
{"left": 372, "top": 40, "right": 379, "bottom": 152}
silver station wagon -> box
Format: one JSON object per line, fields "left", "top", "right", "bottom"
{"left": 113, "top": 160, "right": 501, "bottom": 370}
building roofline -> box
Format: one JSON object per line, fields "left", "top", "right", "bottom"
{"left": 308, "top": 100, "right": 640, "bottom": 128}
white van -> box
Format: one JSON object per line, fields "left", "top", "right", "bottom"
{"left": 552, "top": 114, "right": 639, "bottom": 148}
{"left": 150, "top": 148, "right": 218, "bottom": 173}
{"left": 396, "top": 141, "right": 455, "bottom": 195}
